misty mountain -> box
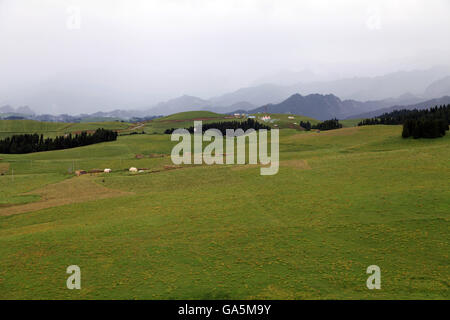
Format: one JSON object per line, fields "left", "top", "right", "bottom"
{"left": 208, "top": 66, "right": 450, "bottom": 107}
{"left": 296, "top": 66, "right": 450, "bottom": 101}
{"left": 144, "top": 95, "right": 257, "bottom": 116}
{"left": 209, "top": 83, "right": 296, "bottom": 108}
{"left": 3, "top": 66, "right": 448, "bottom": 117}
{"left": 249, "top": 93, "right": 354, "bottom": 120}
{"left": 0, "top": 105, "right": 15, "bottom": 113}
{"left": 251, "top": 69, "right": 327, "bottom": 86}
{"left": 424, "top": 76, "right": 450, "bottom": 98}
{"left": 146, "top": 95, "right": 211, "bottom": 115}
{"left": 145, "top": 67, "right": 450, "bottom": 116}
{"left": 347, "top": 96, "right": 450, "bottom": 119}
{"left": 338, "top": 93, "right": 427, "bottom": 117}
{"left": 0, "top": 105, "right": 35, "bottom": 115}
{"left": 203, "top": 101, "right": 256, "bottom": 114}
{"left": 246, "top": 92, "right": 432, "bottom": 120}
{"left": 15, "top": 106, "right": 35, "bottom": 115}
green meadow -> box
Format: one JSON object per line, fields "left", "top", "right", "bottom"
{"left": 0, "top": 119, "right": 132, "bottom": 139}
{"left": 0, "top": 114, "right": 449, "bottom": 299}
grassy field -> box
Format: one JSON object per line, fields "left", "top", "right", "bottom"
{"left": 143, "top": 111, "right": 242, "bottom": 134}
{"left": 0, "top": 117, "right": 449, "bottom": 299}
{"left": 253, "top": 113, "right": 319, "bottom": 130}
{"left": 142, "top": 111, "right": 322, "bottom": 133}
{"left": 0, "top": 120, "right": 133, "bottom": 139}
{"left": 0, "top": 111, "right": 335, "bottom": 139}
{"left": 340, "top": 118, "right": 363, "bottom": 128}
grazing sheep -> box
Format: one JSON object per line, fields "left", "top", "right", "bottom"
{"left": 129, "top": 167, "right": 138, "bottom": 173}
{"left": 104, "top": 168, "right": 112, "bottom": 173}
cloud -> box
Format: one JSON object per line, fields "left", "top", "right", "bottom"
{"left": 0, "top": 0, "right": 449, "bottom": 113}
{"left": 366, "top": 6, "right": 382, "bottom": 30}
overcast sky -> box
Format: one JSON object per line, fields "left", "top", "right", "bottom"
{"left": 1, "top": 0, "right": 450, "bottom": 114}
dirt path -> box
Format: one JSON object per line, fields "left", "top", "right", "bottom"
{"left": 0, "top": 176, "right": 132, "bottom": 216}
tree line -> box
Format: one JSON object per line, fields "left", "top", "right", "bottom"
{"left": 402, "top": 118, "right": 448, "bottom": 139}
{"left": 164, "top": 118, "right": 271, "bottom": 135}
{"left": 299, "top": 121, "right": 312, "bottom": 131}
{"left": 300, "top": 118, "right": 342, "bottom": 131}
{"left": 0, "top": 128, "right": 118, "bottom": 154}
{"left": 357, "top": 104, "right": 450, "bottom": 139}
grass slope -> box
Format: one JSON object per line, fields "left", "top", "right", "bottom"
{"left": 0, "top": 125, "right": 449, "bottom": 299}
{"left": 0, "top": 120, "right": 132, "bottom": 139}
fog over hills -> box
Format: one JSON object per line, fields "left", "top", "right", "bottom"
{"left": 4, "top": 66, "right": 449, "bottom": 120}
{"left": 0, "top": 105, "right": 35, "bottom": 115}
{"left": 424, "top": 76, "right": 450, "bottom": 99}
{"left": 2, "top": 1, "right": 450, "bottom": 115}
{"left": 347, "top": 96, "right": 450, "bottom": 119}
{"left": 245, "top": 92, "right": 441, "bottom": 120}
{"left": 137, "top": 67, "right": 450, "bottom": 118}
{"left": 295, "top": 66, "right": 450, "bottom": 101}
{"left": 202, "top": 66, "right": 450, "bottom": 109}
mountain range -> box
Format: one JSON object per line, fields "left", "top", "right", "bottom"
{"left": 246, "top": 92, "right": 449, "bottom": 120}
{"left": 202, "top": 66, "right": 450, "bottom": 108}
{"left": 0, "top": 105, "right": 35, "bottom": 115}
{"left": 2, "top": 67, "right": 450, "bottom": 121}
{"left": 347, "top": 96, "right": 450, "bottom": 119}
{"left": 138, "top": 66, "right": 450, "bottom": 117}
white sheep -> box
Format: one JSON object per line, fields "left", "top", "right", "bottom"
{"left": 129, "top": 167, "right": 138, "bottom": 173}
{"left": 104, "top": 168, "right": 112, "bottom": 173}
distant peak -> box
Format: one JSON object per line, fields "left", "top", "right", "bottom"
{"left": 287, "top": 93, "right": 303, "bottom": 99}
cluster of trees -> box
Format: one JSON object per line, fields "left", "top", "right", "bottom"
{"left": 357, "top": 104, "right": 450, "bottom": 139}
{"left": 119, "top": 131, "right": 145, "bottom": 136}
{"left": 358, "top": 105, "right": 450, "bottom": 126}
{"left": 402, "top": 119, "right": 449, "bottom": 139}
{"left": 311, "top": 119, "right": 342, "bottom": 131}
{"left": 299, "top": 121, "right": 312, "bottom": 131}
{"left": 164, "top": 118, "right": 271, "bottom": 135}
{"left": 0, "top": 128, "right": 118, "bottom": 154}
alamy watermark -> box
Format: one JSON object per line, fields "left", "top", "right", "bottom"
{"left": 66, "top": 6, "right": 81, "bottom": 30}
{"left": 366, "top": 265, "right": 381, "bottom": 289}
{"left": 66, "top": 265, "right": 81, "bottom": 289}
{"left": 170, "top": 121, "right": 279, "bottom": 175}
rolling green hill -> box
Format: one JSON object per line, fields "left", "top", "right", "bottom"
{"left": 143, "top": 111, "right": 239, "bottom": 133}
{"left": 0, "top": 120, "right": 133, "bottom": 139}
{"left": 340, "top": 118, "right": 363, "bottom": 128}
{"left": 143, "top": 111, "right": 323, "bottom": 133}
{"left": 0, "top": 120, "right": 448, "bottom": 299}
{"left": 0, "top": 120, "right": 71, "bottom": 138}
{"left": 252, "top": 113, "right": 319, "bottom": 129}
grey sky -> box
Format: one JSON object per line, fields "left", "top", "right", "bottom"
{"left": 1, "top": 0, "right": 450, "bottom": 114}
